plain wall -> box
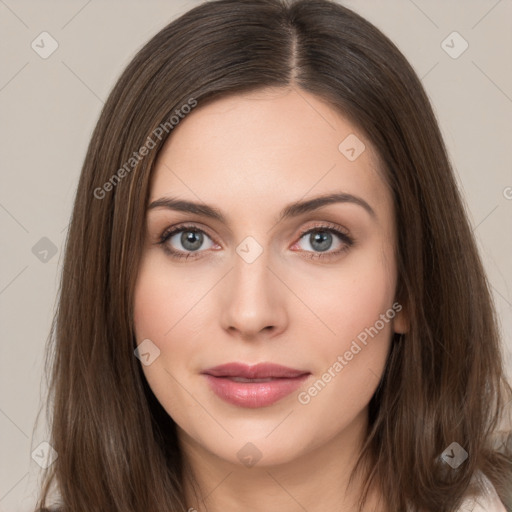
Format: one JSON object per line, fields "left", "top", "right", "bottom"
{"left": 0, "top": 0, "right": 511, "bottom": 510}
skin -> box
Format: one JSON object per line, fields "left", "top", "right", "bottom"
{"left": 133, "top": 86, "right": 408, "bottom": 512}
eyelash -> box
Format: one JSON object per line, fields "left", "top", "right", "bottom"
{"left": 155, "top": 222, "right": 355, "bottom": 261}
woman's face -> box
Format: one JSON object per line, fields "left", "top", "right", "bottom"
{"left": 133, "top": 87, "right": 407, "bottom": 468}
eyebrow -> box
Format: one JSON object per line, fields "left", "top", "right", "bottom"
{"left": 147, "top": 192, "right": 376, "bottom": 224}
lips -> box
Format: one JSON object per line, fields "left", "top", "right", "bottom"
{"left": 201, "top": 362, "right": 310, "bottom": 408}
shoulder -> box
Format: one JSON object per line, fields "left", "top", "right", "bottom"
{"left": 457, "top": 471, "right": 507, "bottom": 512}
{"left": 404, "top": 471, "right": 507, "bottom": 512}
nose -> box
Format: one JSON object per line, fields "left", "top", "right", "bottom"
{"left": 219, "top": 250, "right": 289, "bottom": 341}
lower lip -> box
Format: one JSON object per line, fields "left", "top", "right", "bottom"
{"left": 203, "top": 374, "right": 310, "bottom": 408}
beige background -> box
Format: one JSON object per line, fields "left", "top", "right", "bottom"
{"left": 0, "top": 0, "right": 511, "bottom": 510}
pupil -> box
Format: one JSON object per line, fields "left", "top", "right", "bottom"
{"left": 181, "top": 231, "right": 203, "bottom": 251}
{"left": 311, "top": 231, "right": 332, "bottom": 252}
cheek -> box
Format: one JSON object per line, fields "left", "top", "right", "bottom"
{"left": 133, "top": 254, "right": 206, "bottom": 342}
{"left": 294, "top": 239, "right": 396, "bottom": 413}
{"left": 298, "top": 240, "right": 397, "bottom": 349}
{"left": 133, "top": 257, "right": 197, "bottom": 419}
{"left": 133, "top": 254, "right": 212, "bottom": 381}
{"left": 296, "top": 283, "right": 394, "bottom": 435}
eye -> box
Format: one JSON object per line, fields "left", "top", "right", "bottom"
{"left": 156, "top": 222, "right": 354, "bottom": 261}
{"left": 292, "top": 222, "right": 354, "bottom": 260}
{"left": 157, "top": 224, "right": 217, "bottom": 260}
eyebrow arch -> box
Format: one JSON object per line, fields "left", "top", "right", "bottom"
{"left": 147, "top": 192, "right": 376, "bottom": 224}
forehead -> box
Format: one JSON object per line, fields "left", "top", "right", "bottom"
{"left": 149, "top": 87, "right": 391, "bottom": 223}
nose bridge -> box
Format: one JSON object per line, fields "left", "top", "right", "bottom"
{"left": 233, "top": 243, "right": 271, "bottom": 296}
{"left": 231, "top": 239, "right": 275, "bottom": 308}
{"left": 220, "top": 236, "right": 287, "bottom": 337}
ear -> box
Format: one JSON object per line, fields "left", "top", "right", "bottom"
{"left": 392, "top": 302, "right": 409, "bottom": 334}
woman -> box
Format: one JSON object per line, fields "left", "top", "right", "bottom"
{"left": 35, "top": 0, "right": 512, "bottom": 510}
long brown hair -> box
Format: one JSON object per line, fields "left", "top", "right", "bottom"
{"left": 35, "top": 0, "right": 512, "bottom": 510}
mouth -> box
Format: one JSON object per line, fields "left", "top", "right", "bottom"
{"left": 201, "top": 362, "right": 311, "bottom": 408}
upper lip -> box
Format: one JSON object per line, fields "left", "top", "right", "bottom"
{"left": 201, "top": 362, "right": 310, "bottom": 379}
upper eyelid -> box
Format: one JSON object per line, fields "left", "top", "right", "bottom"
{"left": 297, "top": 221, "right": 350, "bottom": 236}
{"left": 160, "top": 222, "right": 216, "bottom": 241}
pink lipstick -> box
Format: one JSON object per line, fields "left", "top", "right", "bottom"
{"left": 201, "top": 362, "right": 310, "bottom": 408}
